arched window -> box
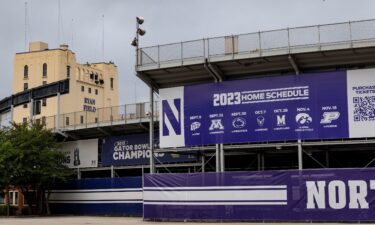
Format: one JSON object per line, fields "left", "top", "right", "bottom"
{"left": 42, "top": 63, "right": 47, "bottom": 77}
{"left": 23, "top": 65, "right": 28, "bottom": 78}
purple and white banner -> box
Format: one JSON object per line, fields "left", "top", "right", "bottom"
{"left": 160, "top": 68, "right": 375, "bottom": 148}
{"left": 144, "top": 168, "right": 375, "bottom": 221}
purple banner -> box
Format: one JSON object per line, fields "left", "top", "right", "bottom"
{"left": 144, "top": 169, "right": 375, "bottom": 221}
{"left": 184, "top": 71, "right": 348, "bottom": 145}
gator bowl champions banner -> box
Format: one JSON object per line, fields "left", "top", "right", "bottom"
{"left": 101, "top": 133, "right": 196, "bottom": 166}
{"left": 160, "top": 68, "right": 375, "bottom": 148}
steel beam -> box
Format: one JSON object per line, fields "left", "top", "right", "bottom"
{"left": 288, "top": 55, "right": 300, "bottom": 75}
{"left": 298, "top": 139, "right": 303, "bottom": 170}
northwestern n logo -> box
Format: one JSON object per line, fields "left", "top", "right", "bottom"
{"left": 162, "top": 99, "right": 182, "bottom": 136}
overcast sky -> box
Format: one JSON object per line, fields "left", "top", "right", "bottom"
{"left": 0, "top": 0, "right": 375, "bottom": 104}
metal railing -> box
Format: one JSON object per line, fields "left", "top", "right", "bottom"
{"left": 138, "top": 19, "right": 375, "bottom": 67}
{"left": 0, "top": 102, "right": 159, "bottom": 131}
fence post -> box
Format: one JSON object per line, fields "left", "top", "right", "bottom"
{"left": 207, "top": 38, "right": 210, "bottom": 60}
{"left": 181, "top": 41, "right": 184, "bottom": 65}
{"left": 287, "top": 27, "right": 290, "bottom": 54}
{"left": 349, "top": 21, "right": 353, "bottom": 48}
{"left": 318, "top": 25, "right": 321, "bottom": 51}
{"left": 124, "top": 104, "right": 127, "bottom": 124}
{"left": 157, "top": 45, "right": 160, "bottom": 68}
{"left": 203, "top": 38, "right": 206, "bottom": 60}
{"left": 258, "top": 31, "right": 262, "bottom": 57}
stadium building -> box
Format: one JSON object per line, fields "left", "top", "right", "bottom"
{"left": 2, "top": 19, "right": 375, "bottom": 221}
{"left": 12, "top": 41, "right": 118, "bottom": 125}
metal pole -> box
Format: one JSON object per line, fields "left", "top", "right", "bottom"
{"left": 135, "top": 18, "right": 139, "bottom": 67}
{"left": 201, "top": 154, "right": 205, "bottom": 173}
{"left": 257, "top": 153, "right": 261, "bottom": 171}
{"left": 149, "top": 87, "right": 155, "bottom": 174}
{"left": 220, "top": 144, "right": 225, "bottom": 172}
{"left": 111, "top": 165, "right": 115, "bottom": 178}
{"left": 298, "top": 139, "right": 303, "bottom": 170}
{"left": 77, "top": 168, "right": 81, "bottom": 180}
{"left": 29, "top": 98, "right": 34, "bottom": 122}
{"left": 325, "top": 150, "right": 330, "bottom": 168}
{"left": 261, "top": 153, "right": 265, "bottom": 171}
{"left": 10, "top": 105, "right": 14, "bottom": 122}
{"left": 56, "top": 92, "right": 60, "bottom": 130}
{"left": 215, "top": 144, "right": 220, "bottom": 172}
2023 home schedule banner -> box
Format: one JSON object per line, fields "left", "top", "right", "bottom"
{"left": 160, "top": 68, "right": 375, "bottom": 148}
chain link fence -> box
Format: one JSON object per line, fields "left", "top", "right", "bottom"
{"left": 138, "top": 19, "right": 375, "bottom": 67}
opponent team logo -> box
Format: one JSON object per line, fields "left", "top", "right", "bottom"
{"left": 190, "top": 121, "right": 201, "bottom": 131}
{"left": 296, "top": 113, "right": 312, "bottom": 125}
{"left": 257, "top": 116, "right": 265, "bottom": 127}
{"left": 320, "top": 112, "right": 340, "bottom": 124}
{"left": 232, "top": 117, "right": 246, "bottom": 129}
{"left": 276, "top": 115, "right": 286, "bottom": 126}
{"left": 209, "top": 119, "right": 224, "bottom": 131}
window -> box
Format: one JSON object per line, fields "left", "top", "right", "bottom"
{"left": 24, "top": 83, "right": 28, "bottom": 90}
{"left": 42, "top": 63, "right": 47, "bottom": 77}
{"left": 81, "top": 86, "right": 85, "bottom": 92}
{"left": 66, "top": 117, "right": 70, "bottom": 126}
{"left": 95, "top": 89, "right": 98, "bottom": 95}
{"left": 23, "top": 103, "right": 28, "bottom": 108}
{"left": 8, "top": 191, "right": 19, "bottom": 206}
{"left": 24, "top": 65, "right": 28, "bottom": 78}
{"left": 94, "top": 73, "right": 98, "bottom": 80}
{"left": 42, "top": 98, "right": 47, "bottom": 107}
{"left": 95, "top": 117, "right": 98, "bottom": 123}
{"left": 23, "top": 118, "right": 27, "bottom": 124}
{"left": 80, "top": 115, "right": 84, "bottom": 124}
{"left": 43, "top": 81, "right": 47, "bottom": 86}
{"left": 110, "top": 78, "right": 114, "bottom": 89}
{"left": 67, "top": 65, "right": 71, "bottom": 78}
{"left": 88, "top": 87, "right": 91, "bottom": 94}
{"left": 42, "top": 116, "right": 46, "bottom": 126}
{"left": 90, "top": 73, "right": 94, "bottom": 80}
{"left": 34, "top": 100, "right": 41, "bottom": 115}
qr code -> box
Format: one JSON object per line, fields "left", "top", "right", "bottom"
{"left": 353, "top": 96, "right": 375, "bottom": 121}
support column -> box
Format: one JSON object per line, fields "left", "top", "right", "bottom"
{"left": 77, "top": 168, "right": 81, "bottom": 180}
{"left": 29, "top": 98, "right": 34, "bottom": 122}
{"left": 149, "top": 87, "right": 155, "bottom": 174}
{"left": 215, "top": 144, "right": 220, "bottom": 172}
{"left": 325, "top": 150, "right": 330, "bottom": 168}
{"left": 257, "top": 153, "right": 261, "bottom": 171}
{"left": 10, "top": 105, "right": 14, "bottom": 122}
{"left": 111, "top": 165, "right": 115, "bottom": 178}
{"left": 220, "top": 144, "right": 225, "bottom": 172}
{"left": 56, "top": 92, "right": 61, "bottom": 130}
{"left": 298, "top": 139, "right": 303, "bottom": 170}
{"left": 201, "top": 153, "right": 205, "bottom": 173}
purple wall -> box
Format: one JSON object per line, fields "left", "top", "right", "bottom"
{"left": 144, "top": 169, "right": 375, "bottom": 221}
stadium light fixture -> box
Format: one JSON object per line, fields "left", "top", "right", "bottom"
{"left": 131, "top": 16, "right": 146, "bottom": 48}
{"left": 136, "top": 16, "right": 144, "bottom": 25}
{"left": 131, "top": 16, "right": 146, "bottom": 66}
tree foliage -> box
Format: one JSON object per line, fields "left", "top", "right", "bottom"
{"left": 0, "top": 122, "right": 72, "bottom": 215}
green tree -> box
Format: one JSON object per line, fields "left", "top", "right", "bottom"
{"left": 0, "top": 122, "right": 72, "bottom": 215}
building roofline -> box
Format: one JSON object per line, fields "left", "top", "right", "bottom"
{"left": 15, "top": 48, "right": 75, "bottom": 55}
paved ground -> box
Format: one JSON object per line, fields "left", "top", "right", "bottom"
{"left": 0, "top": 216, "right": 373, "bottom": 225}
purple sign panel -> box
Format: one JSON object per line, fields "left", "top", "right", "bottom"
{"left": 160, "top": 71, "right": 352, "bottom": 147}
{"left": 144, "top": 168, "right": 375, "bottom": 221}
